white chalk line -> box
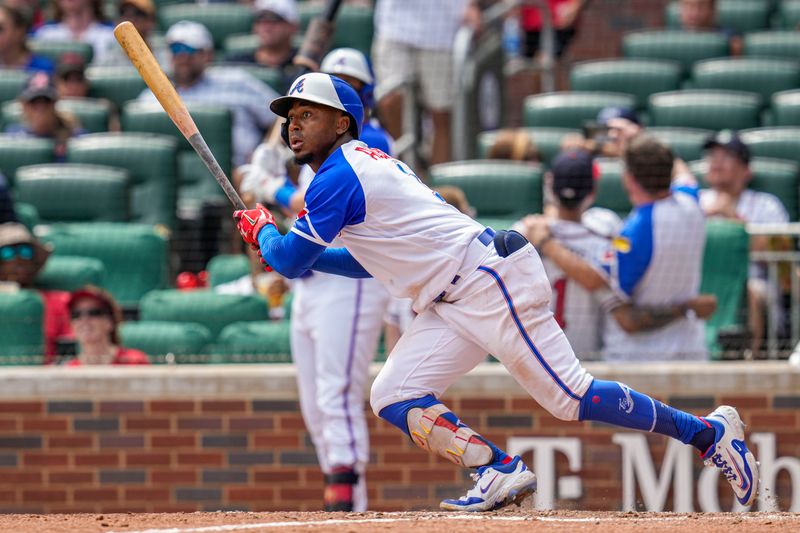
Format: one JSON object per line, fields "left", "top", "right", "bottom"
{"left": 109, "top": 512, "right": 796, "bottom": 533}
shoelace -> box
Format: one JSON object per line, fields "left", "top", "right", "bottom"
{"left": 705, "top": 452, "right": 737, "bottom": 482}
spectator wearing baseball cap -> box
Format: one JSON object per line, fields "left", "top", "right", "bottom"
{"left": 54, "top": 53, "right": 89, "bottom": 99}
{"left": 64, "top": 285, "right": 150, "bottom": 366}
{"left": 98, "top": 0, "right": 168, "bottom": 67}
{"left": 590, "top": 106, "right": 643, "bottom": 157}
{"left": 137, "top": 20, "right": 279, "bottom": 166}
{"left": 699, "top": 130, "right": 790, "bottom": 356}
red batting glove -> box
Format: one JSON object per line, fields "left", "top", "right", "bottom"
{"left": 253, "top": 244, "right": 273, "bottom": 273}
{"left": 233, "top": 204, "right": 277, "bottom": 246}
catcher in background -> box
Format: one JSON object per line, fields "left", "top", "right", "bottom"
{"left": 235, "top": 73, "right": 758, "bottom": 512}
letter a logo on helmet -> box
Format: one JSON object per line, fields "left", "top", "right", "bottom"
{"left": 270, "top": 73, "right": 364, "bottom": 139}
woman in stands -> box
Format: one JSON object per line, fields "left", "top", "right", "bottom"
{"left": 65, "top": 286, "right": 150, "bottom": 366}
{"left": 33, "top": 0, "right": 115, "bottom": 64}
{"left": 0, "top": 5, "right": 54, "bottom": 73}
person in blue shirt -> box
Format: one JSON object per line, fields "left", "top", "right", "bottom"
{"left": 0, "top": 5, "right": 54, "bottom": 73}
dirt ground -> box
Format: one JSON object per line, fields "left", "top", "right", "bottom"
{"left": 0, "top": 510, "right": 796, "bottom": 533}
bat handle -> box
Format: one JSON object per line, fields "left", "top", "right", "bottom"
{"left": 187, "top": 133, "right": 246, "bottom": 211}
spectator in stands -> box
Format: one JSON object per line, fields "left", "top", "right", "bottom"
{"left": 699, "top": 130, "right": 790, "bottom": 356}
{"left": 98, "top": 0, "right": 167, "bottom": 68}
{"left": 4, "top": 0, "right": 46, "bottom": 32}
{"left": 677, "top": 0, "right": 742, "bottom": 55}
{"left": 53, "top": 52, "right": 89, "bottom": 98}
{"left": 6, "top": 72, "right": 85, "bottom": 161}
{"left": 0, "top": 5, "right": 54, "bottom": 73}
{"left": 137, "top": 21, "right": 278, "bottom": 167}
{"left": 0, "top": 222, "right": 72, "bottom": 362}
{"left": 33, "top": 0, "right": 116, "bottom": 65}
{"left": 524, "top": 136, "right": 713, "bottom": 361}
{"left": 520, "top": 0, "right": 590, "bottom": 60}
{"left": 372, "top": 0, "right": 482, "bottom": 166}
{"left": 0, "top": 174, "right": 17, "bottom": 224}
{"left": 486, "top": 129, "right": 541, "bottom": 162}
{"left": 64, "top": 285, "right": 149, "bottom": 366}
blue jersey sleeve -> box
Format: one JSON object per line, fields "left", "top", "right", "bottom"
{"left": 290, "top": 149, "right": 366, "bottom": 246}
{"left": 608, "top": 204, "right": 655, "bottom": 297}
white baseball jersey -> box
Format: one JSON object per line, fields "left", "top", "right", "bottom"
{"left": 600, "top": 187, "right": 707, "bottom": 362}
{"left": 293, "top": 141, "right": 485, "bottom": 313}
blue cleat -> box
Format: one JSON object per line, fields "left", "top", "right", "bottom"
{"left": 440, "top": 455, "right": 537, "bottom": 512}
{"left": 702, "top": 405, "right": 759, "bottom": 507}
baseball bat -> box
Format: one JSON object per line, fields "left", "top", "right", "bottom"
{"left": 113, "top": 21, "right": 246, "bottom": 211}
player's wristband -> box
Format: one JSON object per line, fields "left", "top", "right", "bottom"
{"left": 274, "top": 182, "right": 297, "bottom": 209}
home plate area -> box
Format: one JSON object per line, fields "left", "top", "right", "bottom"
{"left": 0, "top": 510, "right": 796, "bottom": 533}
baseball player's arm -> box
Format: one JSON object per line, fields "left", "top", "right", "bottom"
{"left": 607, "top": 295, "right": 717, "bottom": 334}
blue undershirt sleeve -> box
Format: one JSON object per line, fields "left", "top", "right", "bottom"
{"left": 311, "top": 248, "right": 372, "bottom": 278}
{"left": 257, "top": 225, "right": 324, "bottom": 279}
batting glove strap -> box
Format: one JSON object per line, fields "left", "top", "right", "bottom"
{"left": 233, "top": 204, "right": 277, "bottom": 246}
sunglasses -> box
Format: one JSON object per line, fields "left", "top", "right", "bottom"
{"left": 70, "top": 308, "right": 109, "bottom": 320}
{"left": 255, "top": 13, "right": 287, "bottom": 24}
{"left": 0, "top": 244, "right": 34, "bottom": 261}
{"left": 169, "top": 42, "right": 201, "bottom": 55}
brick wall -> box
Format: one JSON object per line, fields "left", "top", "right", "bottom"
{"left": 0, "top": 363, "right": 797, "bottom": 513}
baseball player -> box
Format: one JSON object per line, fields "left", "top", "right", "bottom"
{"left": 239, "top": 49, "right": 391, "bottom": 512}
{"left": 234, "top": 73, "right": 758, "bottom": 511}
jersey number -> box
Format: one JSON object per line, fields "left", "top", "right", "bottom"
{"left": 553, "top": 278, "right": 568, "bottom": 329}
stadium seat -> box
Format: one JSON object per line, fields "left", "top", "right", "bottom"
{"left": 214, "top": 321, "right": 292, "bottom": 363}
{"left": 648, "top": 90, "right": 761, "bottom": 131}
{"left": 14, "top": 164, "right": 130, "bottom": 223}
{"left": 67, "top": 132, "right": 179, "bottom": 228}
{"left": 775, "top": 0, "right": 800, "bottom": 29}
{"left": 700, "top": 219, "right": 749, "bottom": 358}
{"left": 429, "top": 160, "right": 544, "bottom": 218}
{"left": 0, "top": 69, "right": 28, "bottom": 107}
{"left": 35, "top": 255, "right": 106, "bottom": 292}
{"left": 0, "top": 289, "right": 43, "bottom": 363}
{"left": 569, "top": 59, "right": 682, "bottom": 109}
{"left": 28, "top": 40, "right": 93, "bottom": 64}
{"left": 0, "top": 136, "right": 54, "bottom": 187}
{"left": 740, "top": 127, "right": 800, "bottom": 165}
{"left": 690, "top": 58, "right": 800, "bottom": 105}
{"left": 476, "top": 127, "right": 577, "bottom": 165}
{"left": 86, "top": 66, "right": 148, "bottom": 111}
{"left": 158, "top": 4, "right": 253, "bottom": 50}
{"left": 139, "top": 290, "right": 269, "bottom": 339}
{"left": 665, "top": 0, "right": 771, "bottom": 34}
{"left": 14, "top": 202, "right": 39, "bottom": 231}
{"left": 648, "top": 127, "right": 714, "bottom": 163}
{"left": 208, "top": 64, "right": 285, "bottom": 94}
{"left": 298, "top": 4, "right": 374, "bottom": 55}
{"left": 622, "top": 30, "right": 730, "bottom": 73}
{"left": 2, "top": 97, "right": 111, "bottom": 133}
{"left": 41, "top": 223, "right": 170, "bottom": 306}
{"left": 768, "top": 89, "right": 800, "bottom": 126}
{"left": 207, "top": 254, "right": 251, "bottom": 287}
{"left": 744, "top": 30, "right": 800, "bottom": 59}
{"left": 690, "top": 157, "right": 799, "bottom": 220}
{"left": 120, "top": 321, "right": 213, "bottom": 363}
{"left": 592, "top": 158, "right": 632, "bottom": 217}
{"left": 223, "top": 33, "right": 258, "bottom": 59}
{"left": 523, "top": 92, "right": 635, "bottom": 129}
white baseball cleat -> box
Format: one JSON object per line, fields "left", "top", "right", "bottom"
{"left": 439, "top": 455, "right": 537, "bottom": 512}
{"left": 702, "top": 405, "right": 759, "bottom": 507}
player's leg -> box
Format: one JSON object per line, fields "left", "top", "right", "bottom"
{"left": 372, "top": 39, "right": 413, "bottom": 140}
{"left": 417, "top": 48, "right": 454, "bottom": 165}
{"left": 371, "top": 309, "right": 536, "bottom": 512}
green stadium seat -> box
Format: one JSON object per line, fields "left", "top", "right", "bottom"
{"left": 35, "top": 255, "right": 106, "bottom": 292}
{"left": 28, "top": 40, "right": 93, "bottom": 65}
{"left": 476, "top": 127, "right": 578, "bottom": 165}
{"left": 665, "top": 0, "right": 771, "bottom": 34}
{"left": 775, "top": 0, "right": 800, "bottom": 29}
{"left": 299, "top": 4, "right": 374, "bottom": 56}
{"left": 41, "top": 223, "right": 170, "bottom": 306}
{"left": 67, "top": 132, "right": 179, "bottom": 228}
{"left": 592, "top": 158, "right": 632, "bottom": 217}
{"left": 690, "top": 58, "right": 800, "bottom": 105}
{"left": 3, "top": 97, "right": 112, "bottom": 133}
{"left": 217, "top": 64, "right": 287, "bottom": 94}
{"left": 223, "top": 33, "right": 258, "bottom": 59}
{"left": 648, "top": 90, "right": 761, "bottom": 130}
{"left": 768, "top": 89, "right": 800, "bottom": 126}
{"left": 429, "top": 160, "right": 544, "bottom": 218}
{"left": 0, "top": 136, "right": 54, "bottom": 187}
{"left": 120, "top": 321, "right": 213, "bottom": 363}
{"left": 86, "top": 66, "right": 148, "bottom": 111}
{"left": 207, "top": 254, "right": 250, "bottom": 287}
{"left": 744, "top": 31, "right": 800, "bottom": 59}
{"left": 569, "top": 59, "right": 682, "bottom": 109}
{"left": 622, "top": 30, "right": 730, "bottom": 74}
{"left": 15, "top": 163, "right": 130, "bottom": 223}
{"left": 139, "top": 290, "right": 269, "bottom": 339}
{"left": 14, "top": 202, "right": 39, "bottom": 231}
{"left": 691, "top": 157, "right": 799, "bottom": 220}
{"left": 648, "top": 127, "right": 714, "bottom": 162}
{"left": 214, "top": 321, "right": 292, "bottom": 363}
{"left": 740, "top": 127, "right": 800, "bottom": 165}
{"left": 700, "top": 219, "right": 749, "bottom": 358}
{"left": 158, "top": 4, "right": 253, "bottom": 50}
{"left": 523, "top": 92, "right": 636, "bottom": 129}
{"left": 0, "top": 69, "right": 28, "bottom": 107}
{"left": 0, "top": 289, "right": 43, "bottom": 363}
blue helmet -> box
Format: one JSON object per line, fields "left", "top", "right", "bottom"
{"left": 270, "top": 72, "right": 365, "bottom": 139}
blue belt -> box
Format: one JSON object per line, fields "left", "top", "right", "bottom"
{"left": 433, "top": 227, "right": 495, "bottom": 303}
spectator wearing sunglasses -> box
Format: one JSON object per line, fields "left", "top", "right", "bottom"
{"left": 0, "top": 222, "right": 73, "bottom": 362}
{"left": 98, "top": 0, "right": 167, "bottom": 68}
{"left": 0, "top": 5, "right": 54, "bottom": 73}
{"left": 64, "top": 285, "right": 149, "bottom": 366}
